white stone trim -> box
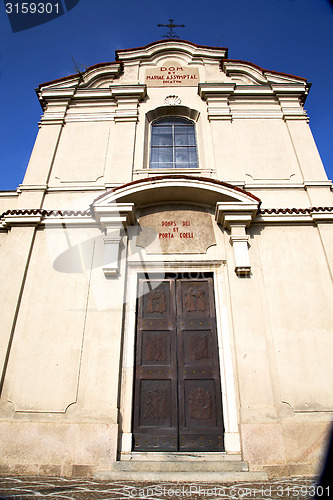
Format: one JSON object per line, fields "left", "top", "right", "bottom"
{"left": 229, "top": 235, "right": 251, "bottom": 276}
{"left": 215, "top": 202, "right": 259, "bottom": 276}
{"left": 116, "top": 41, "right": 227, "bottom": 63}
{"left": 91, "top": 203, "right": 136, "bottom": 277}
{"left": 98, "top": 178, "right": 259, "bottom": 206}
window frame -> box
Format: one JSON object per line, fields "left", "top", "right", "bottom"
{"left": 149, "top": 116, "right": 199, "bottom": 170}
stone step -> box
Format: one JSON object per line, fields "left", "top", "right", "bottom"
{"left": 121, "top": 452, "right": 243, "bottom": 462}
{"left": 94, "top": 470, "right": 269, "bottom": 482}
{"left": 109, "top": 460, "right": 249, "bottom": 472}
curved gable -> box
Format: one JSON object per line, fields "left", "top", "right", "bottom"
{"left": 92, "top": 175, "right": 261, "bottom": 208}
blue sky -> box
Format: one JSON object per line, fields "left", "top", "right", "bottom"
{"left": 0, "top": 0, "right": 332, "bottom": 191}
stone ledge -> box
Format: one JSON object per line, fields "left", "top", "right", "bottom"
{"left": 94, "top": 470, "right": 269, "bottom": 482}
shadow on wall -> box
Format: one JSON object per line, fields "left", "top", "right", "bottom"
{"left": 314, "top": 421, "right": 333, "bottom": 499}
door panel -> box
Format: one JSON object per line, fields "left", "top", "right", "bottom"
{"left": 133, "top": 276, "right": 224, "bottom": 452}
{"left": 177, "top": 278, "right": 224, "bottom": 451}
{"left": 133, "top": 279, "right": 177, "bottom": 451}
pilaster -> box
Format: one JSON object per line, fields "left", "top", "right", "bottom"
{"left": 215, "top": 202, "right": 258, "bottom": 275}
{"left": 92, "top": 203, "right": 136, "bottom": 277}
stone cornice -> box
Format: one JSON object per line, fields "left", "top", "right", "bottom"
{"left": 0, "top": 209, "right": 93, "bottom": 229}
{"left": 199, "top": 82, "right": 308, "bottom": 97}
{"left": 256, "top": 207, "right": 333, "bottom": 224}
{"left": 198, "top": 82, "right": 308, "bottom": 121}
{"left": 1, "top": 206, "right": 333, "bottom": 230}
{"left": 109, "top": 84, "right": 147, "bottom": 100}
{"left": 215, "top": 202, "right": 259, "bottom": 229}
{"left": 116, "top": 40, "right": 228, "bottom": 63}
{"left": 38, "top": 85, "right": 147, "bottom": 122}
{"left": 91, "top": 204, "right": 136, "bottom": 230}
{"left": 38, "top": 62, "right": 122, "bottom": 92}
{"left": 222, "top": 59, "right": 308, "bottom": 86}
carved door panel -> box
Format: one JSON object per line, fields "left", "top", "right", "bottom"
{"left": 133, "top": 276, "right": 224, "bottom": 452}
{"left": 133, "top": 279, "right": 178, "bottom": 451}
{"left": 176, "top": 278, "right": 224, "bottom": 451}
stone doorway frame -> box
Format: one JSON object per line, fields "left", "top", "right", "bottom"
{"left": 118, "top": 259, "right": 241, "bottom": 459}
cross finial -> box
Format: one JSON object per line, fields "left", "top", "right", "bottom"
{"left": 157, "top": 19, "right": 185, "bottom": 39}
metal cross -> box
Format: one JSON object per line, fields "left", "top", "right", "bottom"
{"left": 157, "top": 19, "right": 185, "bottom": 39}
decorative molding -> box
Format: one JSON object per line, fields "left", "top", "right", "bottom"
{"left": 164, "top": 95, "right": 182, "bottom": 106}
{"left": 215, "top": 202, "right": 259, "bottom": 230}
{"left": 146, "top": 105, "right": 199, "bottom": 123}
{"left": 108, "top": 84, "right": 147, "bottom": 123}
{"left": 259, "top": 206, "right": 333, "bottom": 215}
{"left": 91, "top": 203, "right": 136, "bottom": 277}
{"left": 2, "top": 214, "right": 43, "bottom": 228}
{"left": 115, "top": 40, "right": 228, "bottom": 64}
{"left": 229, "top": 235, "right": 251, "bottom": 276}
{"left": 215, "top": 201, "right": 259, "bottom": 276}
{"left": 198, "top": 84, "right": 235, "bottom": 121}
{"left": 222, "top": 60, "right": 308, "bottom": 87}
{"left": 127, "top": 259, "right": 225, "bottom": 269}
{"left": 1, "top": 205, "right": 332, "bottom": 229}
{"left": 199, "top": 82, "right": 309, "bottom": 121}
{"left": 0, "top": 191, "right": 18, "bottom": 197}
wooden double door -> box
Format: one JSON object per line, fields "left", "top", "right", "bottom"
{"left": 133, "top": 275, "right": 224, "bottom": 452}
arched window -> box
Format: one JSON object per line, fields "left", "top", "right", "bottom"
{"left": 150, "top": 117, "right": 198, "bottom": 169}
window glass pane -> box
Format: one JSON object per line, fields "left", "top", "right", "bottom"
{"left": 151, "top": 126, "right": 173, "bottom": 146}
{"left": 151, "top": 147, "right": 173, "bottom": 165}
{"left": 151, "top": 162, "right": 174, "bottom": 169}
{"left": 175, "top": 147, "right": 190, "bottom": 164}
{"left": 189, "top": 148, "right": 198, "bottom": 164}
{"left": 174, "top": 127, "right": 196, "bottom": 146}
{"left": 174, "top": 148, "right": 198, "bottom": 168}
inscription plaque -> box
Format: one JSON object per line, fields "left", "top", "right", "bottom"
{"left": 145, "top": 60, "right": 199, "bottom": 87}
{"left": 136, "top": 205, "right": 216, "bottom": 254}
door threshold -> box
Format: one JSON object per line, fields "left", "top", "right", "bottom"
{"left": 120, "top": 451, "right": 242, "bottom": 462}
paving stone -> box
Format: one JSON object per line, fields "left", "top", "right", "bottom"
{"left": 0, "top": 476, "right": 321, "bottom": 500}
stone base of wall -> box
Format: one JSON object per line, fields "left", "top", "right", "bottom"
{"left": 0, "top": 421, "right": 118, "bottom": 477}
{"left": 241, "top": 421, "right": 330, "bottom": 479}
{"left": 0, "top": 420, "right": 329, "bottom": 479}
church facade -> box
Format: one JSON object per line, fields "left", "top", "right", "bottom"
{"left": 0, "top": 39, "right": 333, "bottom": 480}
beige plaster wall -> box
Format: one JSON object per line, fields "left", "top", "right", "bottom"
{"left": 286, "top": 120, "right": 329, "bottom": 181}
{"left": 50, "top": 122, "right": 112, "bottom": 185}
{"left": 232, "top": 119, "right": 302, "bottom": 182}
{"left": 0, "top": 224, "right": 128, "bottom": 471}
{"left": 0, "top": 232, "right": 8, "bottom": 268}
{"left": 249, "top": 187, "right": 311, "bottom": 208}
{"left": 41, "top": 190, "right": 104, "bottom": 210}
{"left": 254, "top": 224, "right": 333, "bottom": 412}
{"left": 0, "top": 227, "right": 35, "bottom": 388}
{"left": 317, "top": 223, "right": 333, "bottom": 279}
{"left": 224, "top": 231, "right": 276, "bottom": 420}
{"left": 0, "top": 194, "right": 18, "bottom": 213}
{"left": 23, "top": 125, "right": 62, "bottom": 186}
{"left": 306, "top": 186, "right": 333, "bottom": 207}
{"left": 4, "top": 227, "right": 94, "bottom": 412}
{"left": 1, "top": 226, "right": 126, "bottom": 415}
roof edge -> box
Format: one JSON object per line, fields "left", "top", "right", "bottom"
{"left": 115, "top": 39, "right": 229, "bottom": 58}
{"left": 223, "top": 59, "right": 307, "bottom": 83}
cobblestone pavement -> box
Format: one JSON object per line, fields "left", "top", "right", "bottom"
{"left": 0, "top": 476, "right": 321, "bottom": 500}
